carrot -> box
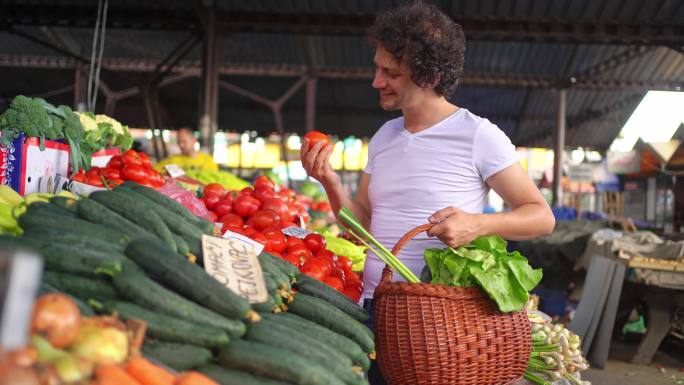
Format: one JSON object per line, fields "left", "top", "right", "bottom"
{"left": 175, "top": 372, "right": 220, "bottom": 385}
{"left": 96, "top": 364, "right": 142, "bottom": 385}
{"left": 126, "top": 356, "right": 176, "bottom": 385}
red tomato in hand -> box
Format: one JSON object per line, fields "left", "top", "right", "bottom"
{"left": 304, "top": 130, "right": 331, "bottom": 150}
{"left": 304, "top": 233, "right": 326, "bottom": 254}
{"left": 107, "top": 155, "right": 123, "bottom": 169}
{"left": 204, "top": 183, "right": 225, "bottom": 197}
{"left": 121, "top": 164, "right": 147, "bottom": 182}
{"left": 252, "top": 210, "right": 280, "bottom": 231}
{"left": 232, "top": 195, "right": 260, "bottom": 218}
{"left": 213, "top": 199, "right": 234, "bottom": 217}
{"left": 254, "top": 175, "right": 275, "bottom": 190}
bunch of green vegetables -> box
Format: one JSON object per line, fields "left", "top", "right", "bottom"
{"left": 525, "top": 313, "right": 591, "bottom": 385}
{"left": 423, "top": 236, "right": 543, "bottom": 312}
{"left": 0, "top": 95, "right": 88, "bottom": 173}
{"left": 77, "top": 112, "right": 133, "bottom": 155}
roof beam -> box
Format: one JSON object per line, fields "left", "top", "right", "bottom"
{"left": 3, "top": 5, "right": 684, "bottom": 45}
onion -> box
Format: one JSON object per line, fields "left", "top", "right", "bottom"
{"left": 30, "top": 294, "right": 81, "bottom": 348}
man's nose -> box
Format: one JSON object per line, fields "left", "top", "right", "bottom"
{"left": 372, "top": 70, "right": 385, "bottom": 89}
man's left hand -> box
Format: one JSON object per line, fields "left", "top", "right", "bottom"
{"left": 426, "top": 206, "right": 483, "bottom": 248}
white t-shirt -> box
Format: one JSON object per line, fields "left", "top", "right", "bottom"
{"left": 362, "top": 108, "right": 520, "bottom": 299}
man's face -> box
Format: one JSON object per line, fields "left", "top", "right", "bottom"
{"left": 371, "top": 45, "right": 423, "bottom": 111}
{"left": 177, "top": 130, "right": 196, "bottom": 156}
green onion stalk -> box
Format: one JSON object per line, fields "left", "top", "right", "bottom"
{"left": 337, "top": 208, "right": 420, "bottom": 283}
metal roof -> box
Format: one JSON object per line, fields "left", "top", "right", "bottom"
{"left": 0, "top": 0, "right": 683, "bottom": 150}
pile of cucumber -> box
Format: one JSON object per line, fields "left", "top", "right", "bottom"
{"left": 4, "top": 182, "right": 375, "bottom": 385}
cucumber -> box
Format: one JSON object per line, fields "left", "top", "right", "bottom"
{"left": 110, "top": 263, "right": 244, "bottom": 336}
{"left": 170, "top": 233, "right": 190, "bottom": 256}
{"left": 38, "top": 244, "right": 125, "bottom": 278}
{"left": 117, "top": 185, "right": 205, "bottom": 239}
{"left": 287, "top": 294, "right": 375, "bottom": 354}
{"left": 142, "top": 340, "right": 212, "bottom": 371}
{"left": 259, "top": 257, "right": 291, "bottom": 292}
{"left": 18, "top": 211, "right": 128, "bottom": 246}
{"left": 101, "top": 300, "right": 230, "bottom": 348}
{"left": 21, "top": 226, "right": 126, "bottom": 254}
{"left": 49, "top": 196, "right": 78, "bottom": 212}
{"left": 246, "top": 319, "right": 364, "bottom": 385}
{"left": 218, "top": 339, "right": 346, "bottom": 385}
{"left": 89, "top": 190, "right": 176, "bottom": 251}
{"left": 25, "top": 201, "right": 76, "bottom": 218}
{"left": 258, "top": 252, "right": 300, "bottom": 282}
{"left": 251, "top": 293, "right": 280, "bottom": 314}
{"left": 122, "top": 181, "right": 214, "bottom": 233}
{"left": 39, "top": 282, "right": 94, "bottom": 316}
{"left": 76, "top": 198, "right": 152, "bottom": 240}
{"left": 0, "top": 235, "right": 43, "bottom": 250}
{"left": 42, "top": 271, "right": 117, "bottom": 302}
{"left": 199, "top": 365, "right": 292, "bottom": 385}
{"left": 262, "top": 312, "right": 370, "bottom": 371}
{"left": 296, "top": 274, "right": 368, "bottom": 322}
{"left": 125, "top": 238, "right": 253, "bottom": 322}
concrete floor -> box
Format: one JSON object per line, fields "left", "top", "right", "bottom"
{"left": 582, "top": 341, "right": 684, "bottom": 385}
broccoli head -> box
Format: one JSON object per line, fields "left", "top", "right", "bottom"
{"left": 0, "top": 95, "right": 51, "bottom": 145}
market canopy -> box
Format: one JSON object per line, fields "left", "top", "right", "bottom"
{"left": 1, "top": 0, "right": 683, "bottom": 150}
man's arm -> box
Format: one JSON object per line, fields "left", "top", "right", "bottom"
{"left": 301, "top": 140, "right": 372, "bottom": 230}
{"left": 427, "top": 163, "right": 555, "bottom": 247}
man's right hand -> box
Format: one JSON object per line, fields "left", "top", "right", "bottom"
{"left": 300, "top": 138, "right": 338, "bottom": 188}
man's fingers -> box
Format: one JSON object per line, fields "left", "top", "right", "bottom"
{"left": 305, "top": 140, "right": 324, "bottom": 168}
{"left": 314, "top": 144, "right": 332, "bottom": 176}
{"left": 426, "top": 221, "right": 447, "bottom": 237}
{"left": 428, "top": 206, "right": 460, "bottom": 223}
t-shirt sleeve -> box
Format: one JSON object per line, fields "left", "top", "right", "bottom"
{"left": 473, "top": 121, "right": 520, "bottom": 181}
{"left": 363, "top": 138, "right": 374, "bottom": 174}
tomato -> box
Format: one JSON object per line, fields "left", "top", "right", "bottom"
{"left": 346, "top": 271, "right": 362, "bottom": 285}
{"left": 282, "top": 252, "right": 302, "bottom": 267}
{"left": 122, "top": 149, "right": 142, "bottom": 166}
{"left": 86, "top": 175, "right": 104, "bottom": 187}
{"left": 139, "top": 179, "right": 157, "bottom": 188}
{"left": 287, "top": 244, "right": 313, "bottom": 265}
{"left": 203, "top": 194, "right": 221, "bottom": 210}
{"left": 109, "top": 178, "right": 125, "bottom": 186}
{"left": 31, "top": 293, "right": 81, "bottom": 348}
{"left": 107, "top": 155, "right": 123, "bottom": 169}
{"left": 343, "top": 285, "right": 362, "bottom": 302}
{"left": 304, "top": 233, "right": 326, "bottom": 254}
{"left": 121, "top": 163, "right": 147, "bottom": 182}
{"left": 233, "top": 195, "right": 260, "bottom": 218}
{"left": 301, "top": 257, "right": 333, "bottom": 281}
{"left": 316, "top": 249, "right": 337, "bottom": 264}
{"left": 206, "top": 211, "right": 218, "bottom": 222}
{"left": 263, "top": 229, "right": 287, "bottom": 254}
{"left": 252, "top": 210, "right": 280, "bottom": 231}
{"left": 138, "top": 152, "right": 152, "bottom": 168}
{"left": 279, "top": 221, "right": 298, "bottom": 229}
{"left": 262, "top": 198, "right": 291, "bottom": 223}
{"left": 278, "top": 188, "right": 296, "bottom": 202}
{"left": 254, "top": 186, "right": 278, "bottom": 204}
{"left": 324, "top": 276, "right": 345, "bottom": 292}
{"left": 336, "top": 256, "right": 353, "bottom": 275}
{"left": 85, "top": 167, "right": 101, "bottom": 178}
{"left": 71, "top": 173, "right": 86, "bottom": 183}
{"left": 254, "top": 175, "right": 275, "bottom": 190}
{"left": 213, "top": 199, "right": 234, "bottom": 217}
{"left": 286, "top": 202, "right": 300, "bottom": 222}
{"left": 240, "top": 187, "right": 254, "bottom": 196}
{"left": 304, "top": 130, "right": 331, "bottom": 150}
{"left": 220, "top": 213, "right": 244, "bottom": 230}
{"left": 102, "top": 168, "right": 121, "bottom": 180}
{"left": 316, "top": 201, "right": 332, "bottom": 212}
{"left": 204, "top": 183, "right": 225, "bottom": 197}
{"left": 286, "top": 236, "right": 305, "bottom": 249}
{"left": 297, "top": 205, "right": 311, "bottom": 224}
{"left": 249, "top": 232, "right": 268, "bottom": 245}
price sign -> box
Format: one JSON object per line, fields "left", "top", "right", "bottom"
{"left": 202, "top": 233, "right": 267, "bottom": 304}
{"left": 282, "top": 226, "right": 311, "bottom": 239}
{"left": 164, "top": 164, "right": 185, "bottom": 178}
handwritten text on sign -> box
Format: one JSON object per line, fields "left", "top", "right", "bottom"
{"left": 202, "top": 233, "right": 268, "bottom": 304}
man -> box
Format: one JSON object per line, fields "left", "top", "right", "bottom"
{"left": 301, "top": 2, "right": 555, "bottom": 301}
{"left": 156, "top": 127, "right": 218, "bottom": 172}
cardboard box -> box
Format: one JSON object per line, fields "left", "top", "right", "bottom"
{"left": 0, "top": 133, "right": 70, "bottom": 195}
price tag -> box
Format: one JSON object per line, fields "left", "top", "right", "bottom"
{"left": 164, "top": 164, "right": 185, "bottom": 178}
{"left": 282, "top": 226, "right": 311, "bottom": 239}
{"left": 202, "top": 233, "right": 268, "bottom": 304}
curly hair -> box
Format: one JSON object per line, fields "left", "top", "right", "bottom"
{"left": 367, "top": 1, "right": 466, "bottom": 97}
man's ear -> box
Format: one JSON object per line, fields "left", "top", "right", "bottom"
{"left": 423, "top": 75, "right": 441, "bottom": 89}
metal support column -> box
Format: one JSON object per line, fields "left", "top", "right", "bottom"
{"left": 199, "top": 2, "right": 219, "bottom": 151}
{"left": 142, "top": 85, "right": 162, "bottom": 161}
{"left": 73, "top": 64, "right": 87, "bottom": 111}
{"left": 305, "top": 77, "right": 317, "bottom": 132}
{"left": 552, "top": 89, "right": 567, "bottom": 207}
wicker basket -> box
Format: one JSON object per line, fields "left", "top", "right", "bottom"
{"left": 373, "top": 224, "right": 531, "bottom": 385}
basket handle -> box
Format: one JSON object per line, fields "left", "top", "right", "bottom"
{"left": 380, "top": 223, "right": 434, "bottom": 283}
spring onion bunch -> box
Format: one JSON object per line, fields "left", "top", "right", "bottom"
{"left": 338, "top": 208, "right": 420, "bottom": 283}
{"left": 525, "top": 313, "right": 591, "bottom": 385}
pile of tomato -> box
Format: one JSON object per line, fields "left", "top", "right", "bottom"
{"left": 72, "top": 150, "right": 165, "bottom": 189}
{"left": 204, "top": 175, "right": 362, "bottom": 302}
